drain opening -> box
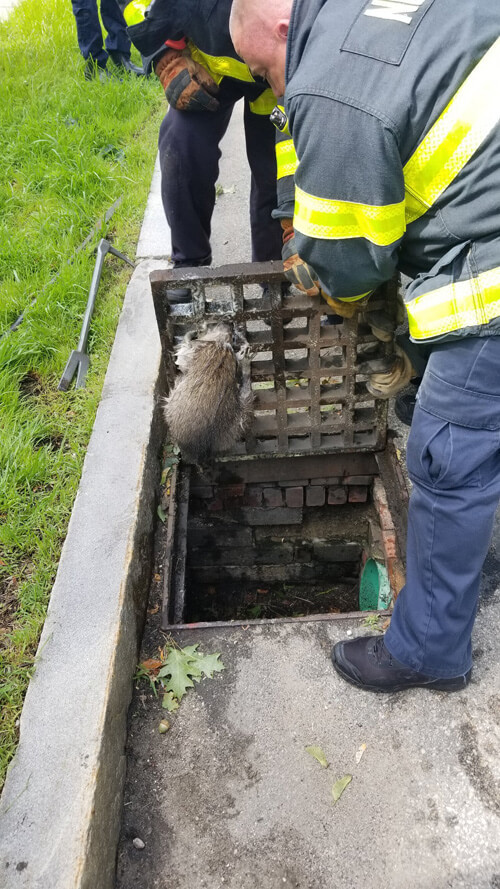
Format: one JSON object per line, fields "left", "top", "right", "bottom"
{"left": 161, "top": 453, "right": 400, "bottom": 628}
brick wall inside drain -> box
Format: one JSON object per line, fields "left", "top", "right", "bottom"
{"left": 182, "top": 469, "right": 378, "bottom": 622}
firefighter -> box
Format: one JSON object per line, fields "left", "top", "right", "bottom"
{"left": 231, "top": 0, "right": 500, "bottom": 691}
{"left": 70, "top": 0, "right": 145, "bottom": 79}
{"left": 119, "top": 0, "right": 282, "bottom": 300}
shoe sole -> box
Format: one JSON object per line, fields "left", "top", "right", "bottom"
{"left": 332, "top": 656, "right": 470, "bottom": 693}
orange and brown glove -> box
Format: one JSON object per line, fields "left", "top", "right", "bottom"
{"left": 281, "top": 219, "right": 321, "bottom": 297}
{"left": 281, "top": 219, "right": 367, "bottom": 315}
{"left": 154, "top": 48, "right": 219, "bottom": 112}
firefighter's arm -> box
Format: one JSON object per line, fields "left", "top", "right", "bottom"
{"left": 288, "top": 94, "right": 405, "bottom": 304}
{"left": 119, "top": 0, "right": 219, "bottom": 110}
{"left": 155, "top": 44, "right": 219, "bottom": 112}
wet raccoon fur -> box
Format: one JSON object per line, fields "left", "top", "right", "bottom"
{"left": 164, "top": 323, "right": 252, "bottom": 465}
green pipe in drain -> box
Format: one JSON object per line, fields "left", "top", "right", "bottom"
{"left": 359, "top": 558, "right": 391, "bottom": 611}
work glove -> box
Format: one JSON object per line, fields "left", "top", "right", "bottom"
{"left": 281, "top": 220, "right": 321, "bottom": 297}
{"left": 360, "top": 282, "right": 405, "bottom": 342}
{"left": 281, "top": 220, "right": 371, "bottom": 314}
{"left": 154, "top": 48, "right": 219, "bottom": 112}
{"left": 357, "top": 345, "right": 416, "bottom": 399}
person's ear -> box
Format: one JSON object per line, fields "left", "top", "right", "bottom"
{"left": 275, "top": 18, "right": 289, "bottom": 41}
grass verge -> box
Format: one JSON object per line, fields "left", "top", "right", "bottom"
{"left": 0, "top": 0, "right": 165, "bottom": 789}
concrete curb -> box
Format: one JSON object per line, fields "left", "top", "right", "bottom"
{"left": 0, "top": 260, "right": 167, "bottom": 888}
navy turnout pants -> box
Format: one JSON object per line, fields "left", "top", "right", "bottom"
{"left": 158, "top": 78, "right": 282, "bottom": 266}
{"left": 71, "top": 0, "right": 131, "bottom": 66}
{"left": 385, "top": 335, "right": 500, "bottom": 677}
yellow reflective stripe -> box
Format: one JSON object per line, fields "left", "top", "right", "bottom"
{"left": 294, "top": 185, "right": 405, "bottom": 246}
{"left": 276, "top": 139, "right": 298, "bottom": 179}
{"left": 188, "top": 43, "right": 255, "bottom": 85}
{"left": 321, "top": 291, "right": 370, "bottom": 310}
{"left": 404, "top": 37, "right": 500, "bottom": 225}
{"left": 250, "top": 89, "right": 276, "bottom": 116}
{"left": 406, "top": 266, "right": 500, "bottom": 339}
{"left": 122, "top": 0, "right": 147, "bottom": 26}
{"left": 340, "top": 291, "right": 371, "bottom": 302}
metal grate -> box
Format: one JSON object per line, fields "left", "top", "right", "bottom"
{"left": 150, "top": 261, "right": 391, "bottom": 458}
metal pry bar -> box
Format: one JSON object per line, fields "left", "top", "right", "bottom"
{"left": 58, "top": 238, "right": 135, "bottom": 391}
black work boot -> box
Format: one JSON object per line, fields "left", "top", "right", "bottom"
{"left": 166, "top": 257, "right": 211, "bottom": 305}
{"left": 332, "top": 635, "right": 471, "bottom": 692}
{"left": 108, "top": 51, "right": 145, "bottom": 76}
{"left": 84, "top": 57, "right": 112, "bottom": 81}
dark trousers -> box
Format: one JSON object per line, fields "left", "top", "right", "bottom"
{"left": 158, "top": 79, "right": 282, "bottom": 266}
{"left": 385, "top": 335, "right": 500, "bottom": 676}
{"left": 71, "top": 0, "right": 131, "bottom": 66}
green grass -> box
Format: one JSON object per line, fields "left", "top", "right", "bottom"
{"left": 0, "top": 0, "right": 165, "bottom": 789}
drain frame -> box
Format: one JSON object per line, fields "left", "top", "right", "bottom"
{"left": 151, "top": 263, "right": 406, "bottom": 629}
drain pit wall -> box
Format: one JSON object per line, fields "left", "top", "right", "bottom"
{"left": 161, "top": 452, "right": 406, "bottom": 628}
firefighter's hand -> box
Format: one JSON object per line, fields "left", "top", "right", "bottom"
{"left": 281, "top": 224, "right": 320, "bottom": 297}
{"left": 319, "top": 293, "right": 365, "bottom": 318}
{"left": 360, "top": 286, "right": 405, "bottom": 342}
{"left": 357, "top": 345, "right": 416, "bottom": 399}
{"left": 155, "top": 48, "right": 219, "bottom": 112}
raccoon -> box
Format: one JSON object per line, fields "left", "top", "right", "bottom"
{"left": 164, "top": 323, "right": 252, "bottom": 465}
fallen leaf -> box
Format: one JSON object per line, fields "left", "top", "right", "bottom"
{"left": 381, "top": 618, "right": 391, "bottom": 631}
{"left": 162, "top": 692, "right": 179, "bottom": 712}
{"left": 147, "top": 603, "right": 160, "bottom": 615}
{"left": 140, "top": 658, "right": 163, "bottom": 673}
{"left": 161, "top": 465, "right": 172, "bottom": 485}
{"left": 256, "top": 588, "right": 269, "bottom": 595}
{"left": 305, "top": 746, "right": 329, "bottom": 769}
{"left": 159, "top": 719, "right": 171, "bottom": 733}
{"left": 332, "top": 774, "right": 352, "bottom": 803}
{"left": 158, "top": 647, "right": 202, "bottom": 699}
{"left": 355, "top": 743, "right": 367, "bottom": 764}
{"left": 157, "top": 505, "right": 167, "bottom": 523}
{"left": 191, "top": 651, "right": 225, "bottom": 679}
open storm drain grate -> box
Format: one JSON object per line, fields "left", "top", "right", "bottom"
{"left": 150, "top": 263, "right": 407, "bottom": 628}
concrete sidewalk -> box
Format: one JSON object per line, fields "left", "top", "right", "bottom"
{"left": 116, "top": 615, "right": 500, "bottom": 889}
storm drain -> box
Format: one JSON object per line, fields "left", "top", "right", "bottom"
{"left": 150, "top": 263, "right": 407, "bottom": 628}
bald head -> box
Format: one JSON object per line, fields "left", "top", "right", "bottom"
{"left": 230, "top": 0, "right": 293, "bottom": 97}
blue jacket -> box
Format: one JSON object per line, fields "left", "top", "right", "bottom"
{"left": 286, "top": 0, "right": 500, "bottom": 342}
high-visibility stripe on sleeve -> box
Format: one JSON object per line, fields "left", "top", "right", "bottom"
{"left": 122, "top": 0, "right": 148, "bottom": 26}
{"left": 404, "top": 36, "right": 500, "bottom": 225}
{"left": 249, "top": 89, "right": 277, "bottom": 116}
{"left": 339, "top": 291, "right": 371, "bottom": 302}
{"left": 293, "top": 185, "right": 405, "bottom": 246}
{"left": 276, "top": 139, "right": 298, "bottom": 179}
{"left": 321, "top": 290, "right": 370, "bottom": 310}
{"left": 189, "top": 44, "right": 255, "bottom": 85}
{"left": 406, "top": 266, "right": 500, "bottom": 339}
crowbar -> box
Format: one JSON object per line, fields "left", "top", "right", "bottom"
{"left": 58, "top": 238, "right": 134, "bottom": 391}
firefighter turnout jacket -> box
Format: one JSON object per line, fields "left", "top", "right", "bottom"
{"left": 285, "top": 0, "right": 500, "bottom": 342}
{"left": 119, "top": 0, "right": 275, "bottom": 116}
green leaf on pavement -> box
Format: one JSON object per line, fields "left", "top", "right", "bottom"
{"left": 157, "top": 505, "right": 167, "bottom": 523}
{"left": 162, "top": 692, "right": 179, "bottom": 712}
{"left": 305, "top": 746, "right": 329, "bottom": 769}
{"left": 158, "top": 647, "right": 201, "bottom": 700}
{"left": 190, "top": 651, "right": 225, "bottom": 679}
{"left": 332, "top": 775, "right": 352, "bottom": 803}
